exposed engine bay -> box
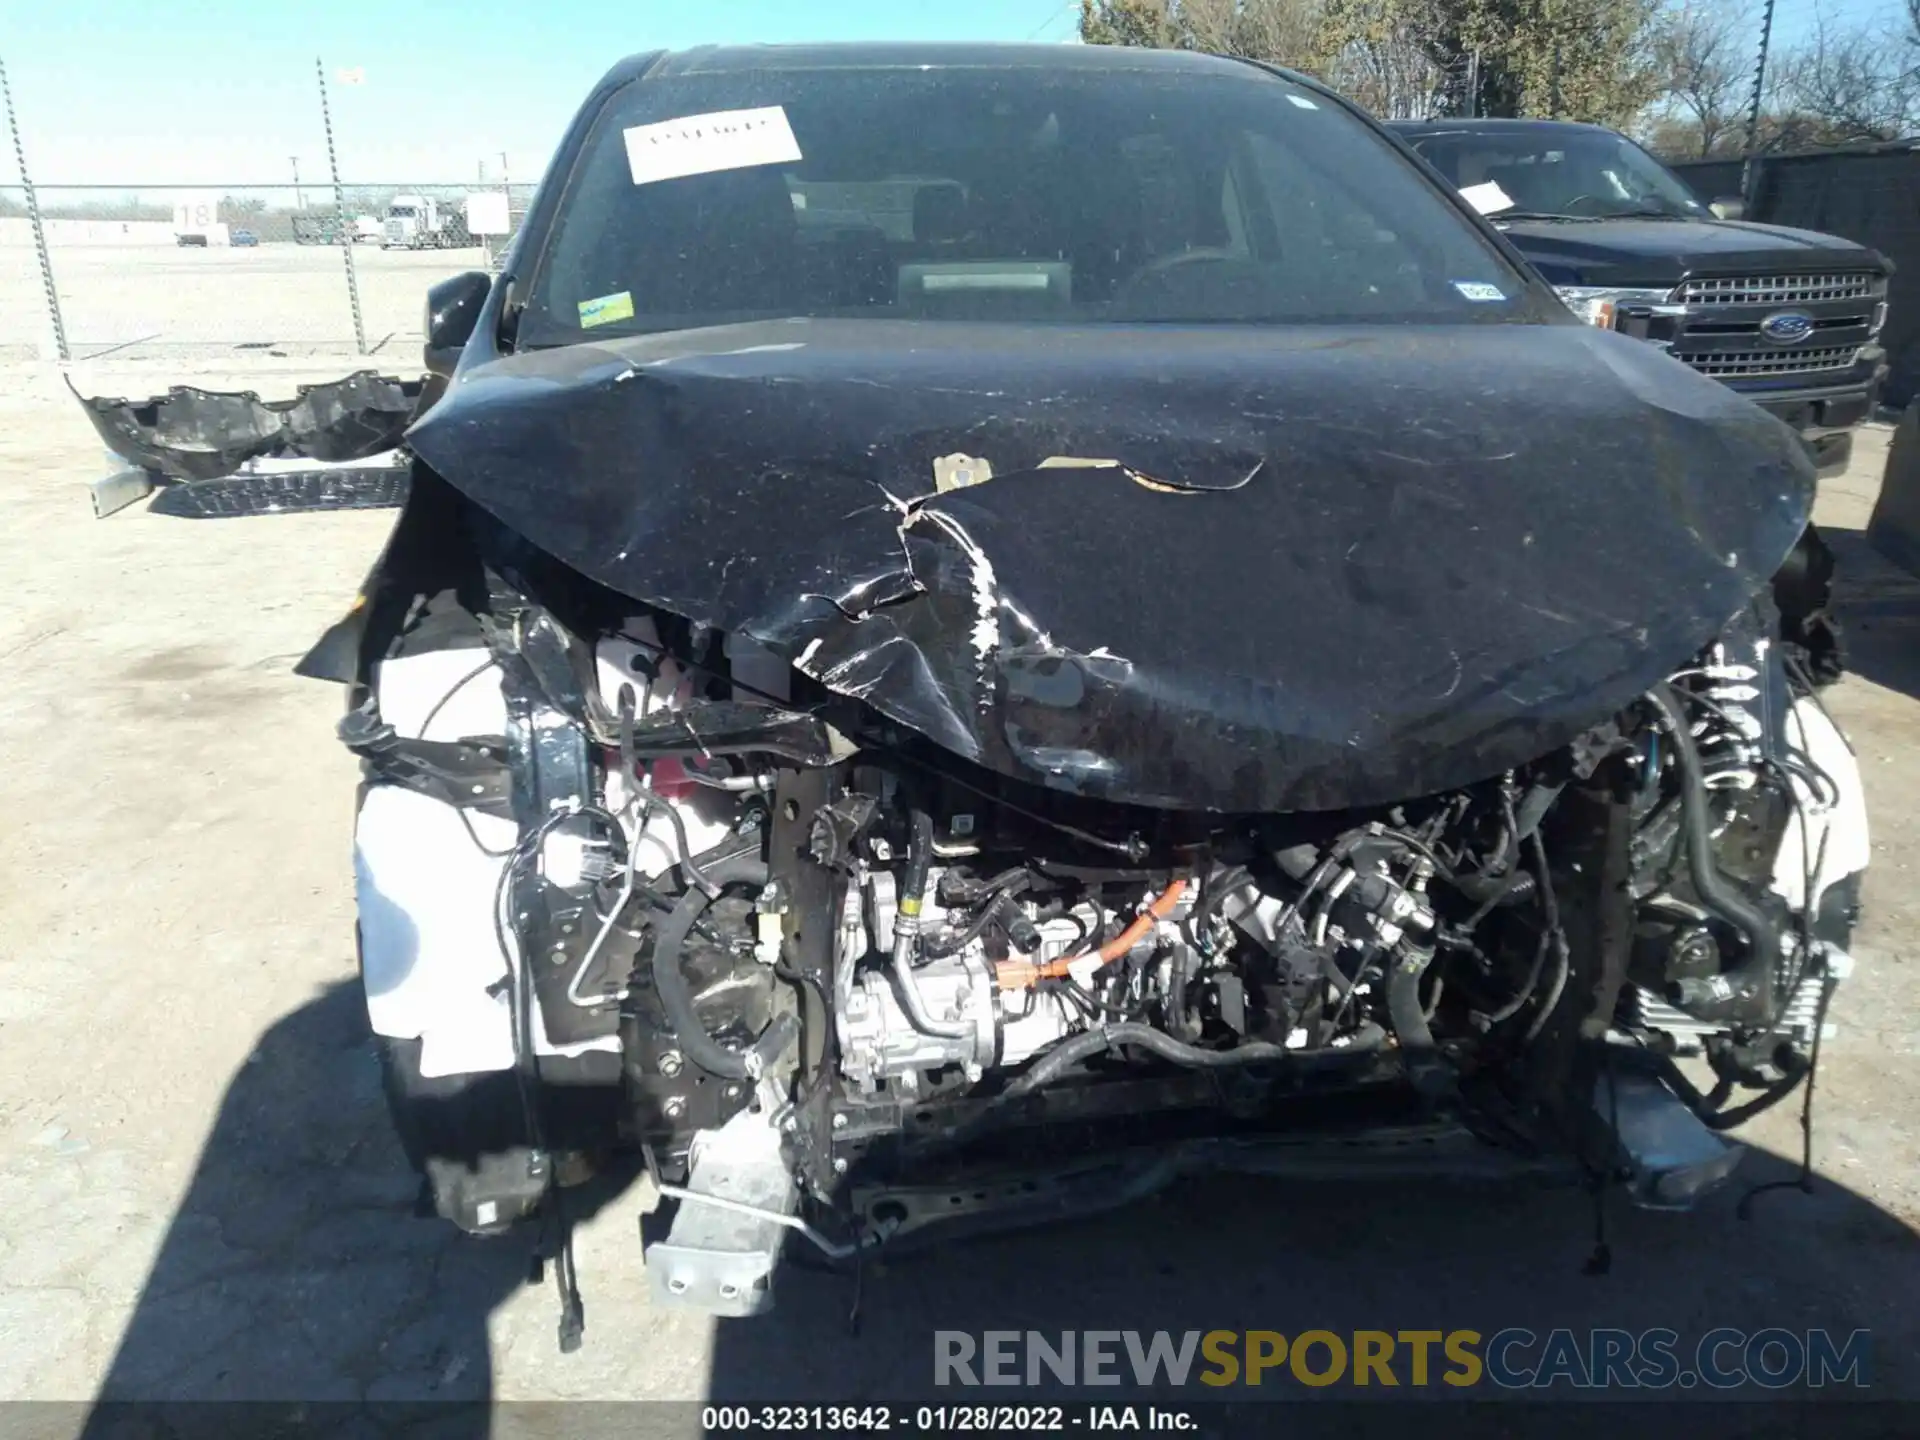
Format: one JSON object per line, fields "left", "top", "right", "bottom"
{"left": 349, "top": 506, "right": 1865, "bottom": 1325}
{"left": 84, "top": 336, "right": 1872, "bottom": 1336}
{"left": 76, "top": 39, "right": 1887, "bottom": 1344}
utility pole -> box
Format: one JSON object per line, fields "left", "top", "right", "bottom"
{"left": 291, "top": 155, "right": 303, "bottom": 210}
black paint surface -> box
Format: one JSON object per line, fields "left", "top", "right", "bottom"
{"left": 404, "top": 318, "right": 1813, "bottom": 812}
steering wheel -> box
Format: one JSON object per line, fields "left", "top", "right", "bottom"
{"left": 1133, "top": 246, "right": 1243, "bottom": 276}
{"left": 1559, "top": 194, "right": 1606, "bottom": 215}
{"left": 1115, "top": 247, "right": 1245, "bottom": 305}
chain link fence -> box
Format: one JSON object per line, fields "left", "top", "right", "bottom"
{"left": 0, "top": 180, "right": 536, "bottom": 361}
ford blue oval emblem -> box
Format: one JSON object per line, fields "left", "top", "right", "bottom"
{"left": 1760, "top": 310, "right": 1815, "bottom": 344}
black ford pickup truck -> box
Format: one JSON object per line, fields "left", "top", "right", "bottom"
{"left": 1393, "top": 118, "right": 1892, "bottom": 475}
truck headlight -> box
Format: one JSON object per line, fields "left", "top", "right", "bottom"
{"left": 1555, "top": 285, "right": 1674, "bottom": 330}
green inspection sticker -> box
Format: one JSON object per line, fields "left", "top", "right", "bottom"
{"left": 578, "top": 290, "right": 635, "bottom": 328}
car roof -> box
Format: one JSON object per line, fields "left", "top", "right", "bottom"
{"left": 598, "top": 41, "right": 1309, "bottom": 88}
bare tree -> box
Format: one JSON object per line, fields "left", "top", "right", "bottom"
{"left": 1317, "top": 0, "right": 1454, "bottom": 115}
{"left": 1647, "top": 0, "right": 1754, "bottom": 155}
{"left": 1769, "top": 9, "right": 1919, "bottom": 148}
{"left": 1903, "top": 0, "right": 1920, "bottom": 92}
{"left": 1080, "top": 0, "right": 1324, "bottom": 63}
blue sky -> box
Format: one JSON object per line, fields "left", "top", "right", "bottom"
{"left": 1, "top": 0, "right": 1083, "bottom": 185}
{"left": 2, "top": 0, "right": 1908, "bottom": 186}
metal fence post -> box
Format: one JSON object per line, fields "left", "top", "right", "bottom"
{"left": 1741, "top": 0, "right": 1777, "bottom": 185}
{"left": 316, "top": 57, "right": 368, "bottom": 355}
{"left": 1, "top": 58, "right": 68, "bottom": 362}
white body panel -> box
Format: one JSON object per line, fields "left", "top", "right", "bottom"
{"left": 1770, "top": 696, "right": 1870, "bottom": 913}
{"left": 355, "top": 627, "right": 781, "bottom": 1078}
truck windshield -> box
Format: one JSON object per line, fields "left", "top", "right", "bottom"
{"left": 1403, "top": 128, "right": 1707, "bottom": 220}
{"left": 518, "top": 63, "right": 1528, "bottom": 344}
{"left": 389, "top": 206, "right": 418, "bottom": 218}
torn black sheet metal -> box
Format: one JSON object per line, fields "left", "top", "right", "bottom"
{"left": 406, "top": 318, "right": 1816, "bottom": 813}
{"left": 74, "top": 371, "right": 426, "bottom": 481}
{"left": 621, "top": 701, "right": 846, "bottom": 768}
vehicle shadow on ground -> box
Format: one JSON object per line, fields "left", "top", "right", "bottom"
{"left": 87, "top": 980, "right": 1920, "bottom": 1426}
{"left": 1824, "top": 523, "right": 1920, "bottom": 703}
{"left": 708, "top": 1142, "right": 1920, "bottom": 1406}
{"left": 86, "top": 980, "right": 640, "bottom": 1423}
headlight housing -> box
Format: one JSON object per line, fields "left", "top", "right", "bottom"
{"left": 1554, "top": 285, "right": 1674, "bottom": 330}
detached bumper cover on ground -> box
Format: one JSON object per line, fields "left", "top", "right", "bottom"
{"left": 78, "top": 371, "right": 423, "bottom": 518}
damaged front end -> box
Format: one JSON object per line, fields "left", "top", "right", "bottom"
{"left": 87, "top": 325, "right": 1867, "bottom": 1331}
{"left": 80, "top": 47, "right": 1872, "bottom": 1338}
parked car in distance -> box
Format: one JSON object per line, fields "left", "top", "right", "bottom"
{"left": 175, "top": 233, "right": 207, "bottom": 248}
{"left": 230, "top": 227, "right": 259, "bottom": 247}
{"left": 1392, "top": 117, "right": 1892, "bottom": 475}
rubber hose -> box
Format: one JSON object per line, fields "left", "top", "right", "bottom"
{"left": 650, "top": 854, "right": 796, "bottom": 1081}
{"left": 1386, "top": 952, "right": 1453, "bottom": 1098}
{"left": 910, "top": 1022, "right": 1385, "bottom": 1157}
{"left": 901, "top": 807, "right": 935, "bottom": 914}
{"left": 1647, "top": 685, "right": 1782, "bottom": 1025}
{"left": 1009, "top": 1020, "right": 1387, "bottom": 1100}
{"left": 889, "top": 805, "right": 976, "bottom": 1039}
{"left": 1448, "top": 870, "right": 1537, "bottom": 908}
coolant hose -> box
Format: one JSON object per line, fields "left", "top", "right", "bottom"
{"left": 1646, "top": 686, "right": 1783, "bottom": 1025}
{"left": 1011, "top": 1021, "right": 1385, "bottom": 1097}
{"left": 890, "top": 806, "right": 975, "bottom": 1039}
{"left": 1386, "top": 950, "right": 1453, "bottom": 1099}
{"left": 912, "top": 1022, "right": 1386, "bottom": 1156}
{"left": 650, "top": 854, "right": 797, "bottom": 1081}
{"left": 1447, "top": 870, "right": 1536, "bottom": 909}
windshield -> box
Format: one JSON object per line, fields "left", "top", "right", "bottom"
{"left": 519, "top": 64, "right": 1528, "bottom": 343}
{"left": 389, "top": 205, "right": 419, "bottom": 218}
{"left": 1403, "top": 128, "right": 1705, "bottom": 220}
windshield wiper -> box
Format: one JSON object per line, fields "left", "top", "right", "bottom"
{"left": 1490, "top": 211, "right": 1606, "bottom": 223}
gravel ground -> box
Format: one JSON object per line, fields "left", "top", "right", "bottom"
{"left": 0, "top": 355, "right": 1916, "bottom": 1413}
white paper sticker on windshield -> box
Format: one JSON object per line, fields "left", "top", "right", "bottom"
{"left": 623, "top": 105, "right": 803, "bottom": 187}
{"left": 1458, "top": 180, "right": 1515, "bottom": 215}
{"left": 1286, "top": 94, "right": 1319, "bottom": 109}
{"left": 1452, "top": 281, "right": 1507, "bottom": 302}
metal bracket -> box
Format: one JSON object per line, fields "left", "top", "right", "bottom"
{"left": 644, "top": 1104, "right": 798, "bottom": 1317}
{"left": 337, "top": 702, "right": 512, "bottom": 816}
{"left": 1598, "top": 1067, "right": 1746, "bottom": 1210}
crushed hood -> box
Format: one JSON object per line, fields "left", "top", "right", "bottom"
{"left": 406, "top": 318, "right": 1814, "bottom": 812}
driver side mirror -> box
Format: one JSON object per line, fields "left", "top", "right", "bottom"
{"left": 423, "top": 270, "right": 493, "bottom": 378}
{"left": 1709, "top": 197, "right": 1745, "bottom": 221}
